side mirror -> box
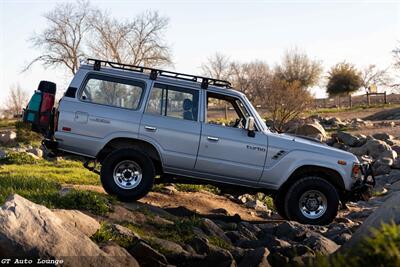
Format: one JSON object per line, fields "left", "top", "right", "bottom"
{"left": 245, "top": 116, "right": 256, "bottom": 137}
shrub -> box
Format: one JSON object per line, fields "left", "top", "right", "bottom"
{"left": 54, "top": 190, "right": 114, "bottom": 215}
{"left": 174, "top": 184, "right": 221, "bottom": 194}
{"left": 0, "top": 151, "right": 38, "bottom": 165}
{"left": 311, "top": 222, "right": 400, "bottom": 267}
{"left": 14, "top": 121, "right": 41, "bottom": 145}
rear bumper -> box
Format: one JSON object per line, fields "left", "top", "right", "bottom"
{"left": 345, "top": 163, "right": 375, "bottom": 202}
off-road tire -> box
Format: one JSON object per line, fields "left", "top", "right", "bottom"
{"left": 284, "top": 176, "right": 339, "bottom": 225}
{"left": 273, "top": 191, "right": 288, "bottom": 220}
{"left": 100, "top": 148, "right": 155, "bottom": 202}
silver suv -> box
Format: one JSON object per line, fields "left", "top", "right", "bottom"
{"left": 26, "top": 59, "right": 374, "bottom": 225}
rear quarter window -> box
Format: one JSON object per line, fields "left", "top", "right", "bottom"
{"left": 80, "top": 74, "right": 145, "bottom": 110}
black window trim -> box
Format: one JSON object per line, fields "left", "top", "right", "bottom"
{"left": 145, "top": 82, "right": 200, "bottom": 122}
{"left": 205, "top": 91, "right": 259, "bottom": 131}
{"left": 78, "top": 72, "right": 147, "bottom": 111}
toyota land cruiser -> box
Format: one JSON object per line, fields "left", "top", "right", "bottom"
{"left": 24, "top": 59, "right": 374, "bottom": 225}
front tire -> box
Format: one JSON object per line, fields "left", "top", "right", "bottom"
{"left": 100, "top": 148, "right": 155, "bottom": 202}
{"left": 284, "top": 177, "right": 339, "bottom": 225}
{"left": 273, "top": 191, "right": 288, "bottom": 220}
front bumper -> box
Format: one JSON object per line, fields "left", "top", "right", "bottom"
{"left": 345, "top": 163, "right": 375, "bottom": 202}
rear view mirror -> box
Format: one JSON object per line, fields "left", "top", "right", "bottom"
{"left": 245, "top": 116, "right": 256, "bottom": 137}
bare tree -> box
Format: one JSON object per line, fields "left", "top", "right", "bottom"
{"left": 393, "top": 43, "right": 400, "bottom": 70}
{"left": 4, "top": 85, "right": 29, "bottom": 116}
{"left": 25, "top": 0, "right": 91, "bottom": 74}
{"left": 275, "top": 48, "right": 323, "bottom": 88}
{"left": 89, "top": 10, "right": 172, "bottom": 67}
{"left": 230, "top": 61, "right": 271, "bottom": 103}
{"left": 360, "top": 64, "right": 392, "bottom": 92}
{"left": 201, "top": 53, "right": 232, "bottom": 80}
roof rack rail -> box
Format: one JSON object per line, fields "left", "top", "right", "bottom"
{"left": 86, "top": 58, "right": 231, "bottom": 89}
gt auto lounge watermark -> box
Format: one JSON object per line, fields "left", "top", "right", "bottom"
{"left": 0, "top": 258, "right": 64, "bottom": 265}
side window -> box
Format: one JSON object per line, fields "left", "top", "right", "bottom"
{"left": 81, "top": 75, "right": 144, "bottom": 110}
{"left": 146, "top": 83, "right": 199, "bottom": 121}
{"left": 207, "top": 92, "right": 248, "bottom": 128}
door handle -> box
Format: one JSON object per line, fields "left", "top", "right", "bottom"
{"left": 207, "top": 136, "right": 219, "bottom": 142}
{"left": 144, "top": 125, "right": 157, "bottom": 132}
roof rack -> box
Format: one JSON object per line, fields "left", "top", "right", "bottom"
{"left": 86, "top": 58, "right": 231, "bottom": 89}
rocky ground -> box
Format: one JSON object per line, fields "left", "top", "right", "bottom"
{"left": 0, "top": 108, "right": 400, "bottom": 266}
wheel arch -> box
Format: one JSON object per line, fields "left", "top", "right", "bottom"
{"left": 277, "top": 165, "right": 346, "bottom": 200}
{"left": 97, "top": 137, "right": 163, "bottom": 175}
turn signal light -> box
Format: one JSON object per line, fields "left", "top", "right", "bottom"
{"left": 352, "top": 164, "right": 361, "bottom": 178}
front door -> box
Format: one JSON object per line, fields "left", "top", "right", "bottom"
{"left": 195, "top": 91, "right": 268, "bottom": 185}
{"left": 139, "top": 83, "right": 201, "bottom": 170}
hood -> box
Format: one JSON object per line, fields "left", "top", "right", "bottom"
{"left": 269, "top": 132, "right": 358, "bottom": 162}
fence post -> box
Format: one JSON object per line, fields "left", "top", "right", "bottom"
{"left": 366, "top": 92, "right": 370, "bottom": 106}
{"left": 384, "top": 91, "right": 387, "bottom": 104}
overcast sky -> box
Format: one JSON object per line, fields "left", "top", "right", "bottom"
{"left": 0, "top": 0, "right": 399, "bottom": 102}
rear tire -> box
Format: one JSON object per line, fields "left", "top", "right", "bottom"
{"left": 100, "top": 148, "right": 155, "bottom": 202}
{"left": 284, "top": 176, "right": 339, "bottom": 225}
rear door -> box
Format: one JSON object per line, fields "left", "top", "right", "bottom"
{"left": 195, "top": 91, "right": 268, "bottom": 184}
{"left": 139, "top": 83, "right": 201, "bottom": 170}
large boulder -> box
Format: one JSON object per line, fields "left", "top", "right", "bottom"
{"left": 289, "top": 122, "right": 326, "bottom": 141}
{"left": 372, "top": 133, "right": 394, "bottom": 142}
{"left": 302, "top": 232, "right": 339, "bottom": 255}
{"left": 336, "top": 131, "right": 360, "bottom": 147}
{"left": 0, "top": 131, "right": 16, "bottom": 145}
{"left": 341, "top": 192, "right": 400, "bottom": 251}
{"left": 129, "top": 240, "right": 169, "bottom": 267}
{"left": 238, "top": 247, "right": 271, "bottom": 267}
{"left": 26, "top": 148, "right": 44, "bottom": 158}
{"left": 0, "top": 194, "right": 137, "bottom": 267}
{"left": 363, "top": 138, "right": 397, "bottom": 161}
{"left": 52, "top": 209, "right": 100, "bottom": 237}
{"left": 201, "top": 218, "right": 231, "bottom": 244}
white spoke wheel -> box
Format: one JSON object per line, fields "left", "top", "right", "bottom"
{"left": 113, "top": 160, "right": 143, "bottom": 190}
{"left": 298, "top": 190, "right": 328, "bottom": 219}
{"left": 284, "top": 176, "right": 339, "bottom": 225}
{"left": 100, "top": 148, "right": 155, "bottom": 202}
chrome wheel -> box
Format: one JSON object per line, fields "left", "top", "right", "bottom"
{"left": 299, "top": 190, "right": 327, "bottom": 219}
{"left": 113, "top": 160, "right": 142, "bottom": 190}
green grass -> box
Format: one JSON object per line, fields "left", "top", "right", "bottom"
{"left": 306, "top": 103, "right": 400, "bottom": 116}
{"left": 208, "top": 235, "right": 232, "bottom": 250}
{"left": 0, "top": 158, "right": 99, "bottom": 186}
{"left": 174, "top": 184, "right": 221, "bottom": 194}
{"left": 147, "top": 216, "right": 202, "bottom": 243}
{"left": 0, "top": 154, "right": 111, "bottom": 215}
{"left": 91, "top": 223, "right": 138, "bottom": 248}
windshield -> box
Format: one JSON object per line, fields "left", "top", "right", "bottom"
{"left": 242, "top": 95, "right": 268, "bottom": 132}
